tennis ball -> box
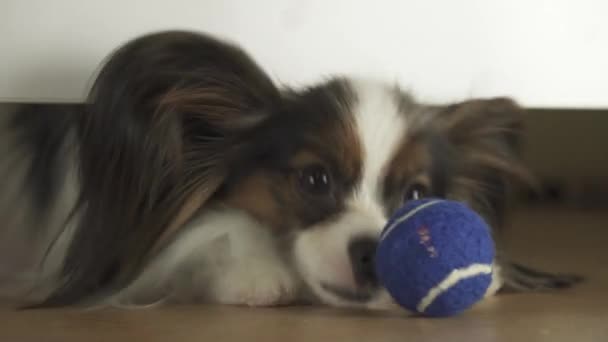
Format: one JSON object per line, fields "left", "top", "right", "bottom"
{"left": 375, "top": 199, "right": 495, "bottom": 317}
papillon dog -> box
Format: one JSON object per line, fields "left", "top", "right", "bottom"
{"left": 0, "top": 31, "right": 580, "bottom": 309}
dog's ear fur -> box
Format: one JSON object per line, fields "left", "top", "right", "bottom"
{"left": 433, "top": 98, "right": 529, "bottom": 225}
{"left": 40, "top": 31, "right": 281, "bottom": 306}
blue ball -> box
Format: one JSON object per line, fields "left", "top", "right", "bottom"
{"left": 375, "top": 199, "right": 495, "bottom": 317}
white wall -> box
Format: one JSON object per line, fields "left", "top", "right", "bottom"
{"left": 2, "top": 0, "right": 607, "bottom": 108}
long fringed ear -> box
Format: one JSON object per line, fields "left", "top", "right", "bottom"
{"left": 40, "top": 31, "right": 281, "bottom": 306}
{"left": 433, "top": 98, "right": 531, "bottom": 225}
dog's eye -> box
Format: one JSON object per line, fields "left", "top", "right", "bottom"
{"left": 403, "top": 183, "right": 428, "bottom": 202}
{"left": 297, "top": 165, "right": 332, "bottom": 196}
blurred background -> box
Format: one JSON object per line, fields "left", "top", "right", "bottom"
{"left": 518, "top": 109, "right": 608, "bottom": 209}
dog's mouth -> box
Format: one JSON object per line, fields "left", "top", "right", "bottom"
{"left": 320, "top": 282, "right": 375, "bottom": 302}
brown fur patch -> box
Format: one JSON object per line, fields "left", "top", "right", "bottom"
{"left": 222, "top": 80, "right": 364, "bottom": 231}
{"left": 381, "top": 132, "right": 435, "bottom": 214}
{"left": 322, "top": 118, "right": 364, "bottom": 185}
{"left": 384, "top": 136, "right": 433, "bottom": 185}
{"left": 380, "top": 96, "right": 529, "bottom": 226}
{"left": 435, "top": 97, "right": 530, "bottom": 225}
{"left": 222, "top": 171, "right": 284, "bottom": 229}
{"left": 434, "top": 97, "right": 532, "bottom": 183}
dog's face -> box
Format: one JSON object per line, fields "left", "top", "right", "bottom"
{"left": 218, "top": 78, "right": 526, "bottom": 307}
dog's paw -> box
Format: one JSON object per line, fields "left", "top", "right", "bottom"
{"left": 212, "top": 261, "right": 298, "bottom": 307}
{"left": 500, "top": 263, "right": 583, "bottom": 293}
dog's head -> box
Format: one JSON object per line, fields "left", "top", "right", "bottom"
{"left": 42, "top": 31, "right": 527, "bottom": 308}
{"left": 218, "top": 78, "right": 527, "bottom": 307}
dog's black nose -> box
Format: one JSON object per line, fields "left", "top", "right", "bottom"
{"left": 348, "top": 236, "right": 379, "bottom": 287}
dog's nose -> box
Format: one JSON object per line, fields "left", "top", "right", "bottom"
{"left": 348, "top": 236, "right": 379, "bottom": 287}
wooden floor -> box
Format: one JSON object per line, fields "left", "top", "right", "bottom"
{"left": 1, "top": 207, "right": 607, "bottom": 342}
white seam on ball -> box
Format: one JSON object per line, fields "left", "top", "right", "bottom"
{"left": 417, "top": 263, "right": 493, "bottom": 313}
{"left": 379, "top": 200, "right": 443, "bottom": 241}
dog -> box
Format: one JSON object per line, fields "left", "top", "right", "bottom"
{"left": 0, "top": 31, "right": 581, "bottom": 309}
